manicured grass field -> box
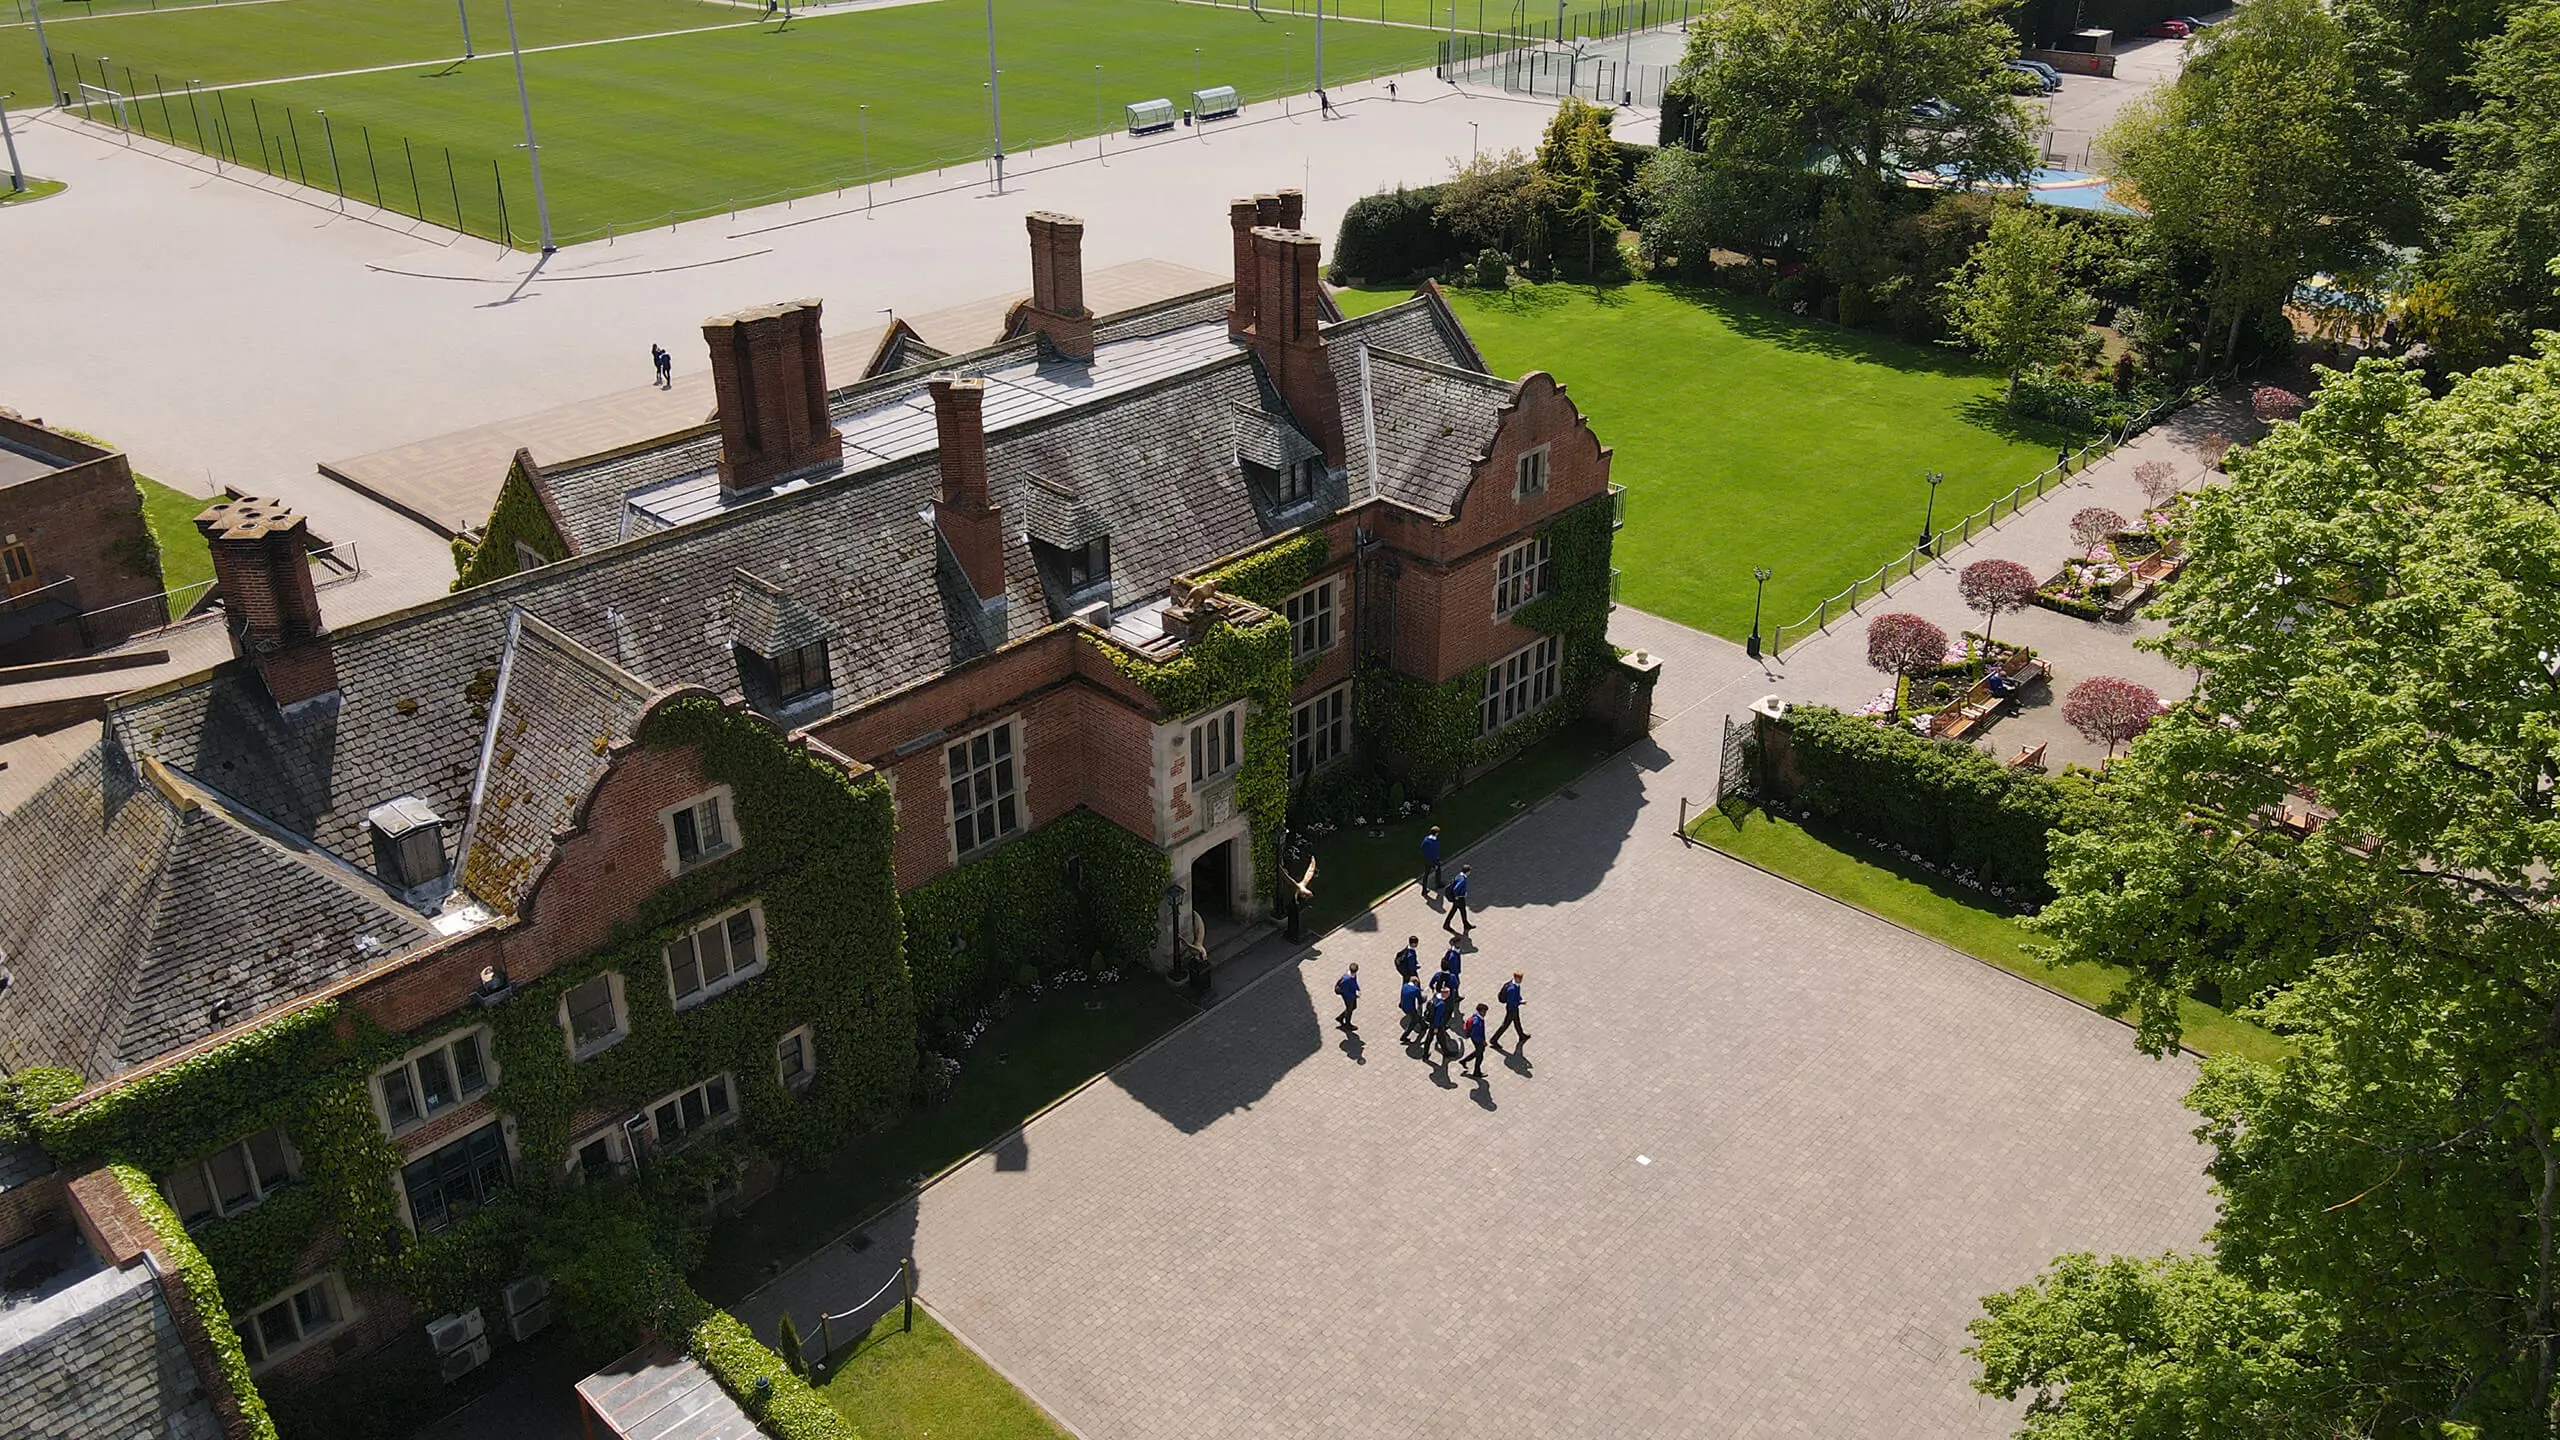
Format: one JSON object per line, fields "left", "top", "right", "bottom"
{"left": 135, "top": 475, "right": 213, "bottom": 619}
{"left": 1687, "top": 805, "right": 2288, "bottom": 1064}
{"left": 1338, "top": 282, "right": 2078, "bottom": 641}
{"left": 8, "top": 0, "right": 1450, "bottom": 243}
{"left": 820, "top": 1307, "right": 1072, "bottom": 1440}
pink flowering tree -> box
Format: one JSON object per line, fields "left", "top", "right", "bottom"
{"left": 2134, "top": 460, "right": 2180, "bottom": 508}
{"left": 2193, "top": 429, "right": 2233, "bottom": 468}
{"left": 2069, "top": 507, "right": 2128, "bottom": 553}
{"left": 1958, "top": 558, "right": 2040, "bottom": 649}
{"left": 1865, "top": 612, "right": 1950, "bottom": 688}
{"left": 2062, "top": 675, "right": 2162, "bottom": 757}
{"left": 2252, "top": 385, "right": 2307, "bottom": 423}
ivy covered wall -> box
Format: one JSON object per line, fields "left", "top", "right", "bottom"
{"left": 1104, "top": 609, "right": 1296, "bottom": 901}
{"left": 450, "top": 453, "right": 569, "bottom": 591}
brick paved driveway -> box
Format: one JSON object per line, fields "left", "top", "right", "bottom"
{"left": 745, "top": 664, "right": 2214, "bottom": 1439}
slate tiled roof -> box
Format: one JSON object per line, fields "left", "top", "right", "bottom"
{"left": 0, "top": 1259, "right": 221, "bottom": 1440}
{"left": 727, "top": 570, "right": 835, "bottom": 657}
{"left": 1325, "top": 296, "right": 1489, "bottom": 493}
{"left": 1020, "top": 477, "right": 1109, "bottom": 550}
{"left": 0, "top": 744, "right": 433, "bottom": 1081}
{"left": 1355, "top": 348, "right": 1518, "bottom": 519}
{"left": 457, "top": 614, "right": 655, "bottom": 916}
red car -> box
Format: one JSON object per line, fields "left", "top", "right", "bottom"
{"left": 2142, "top": 18, "right": 2192, "bottom": 37}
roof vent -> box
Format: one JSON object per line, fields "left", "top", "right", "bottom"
{"left": 368, "top": 796, "right": 449, "bottom": 895}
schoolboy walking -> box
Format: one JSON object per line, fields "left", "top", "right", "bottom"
{"left": 1419, "top": 826, "right": 1444, "bottom": 896}
{"left": 1461, "top": 1004, "right": 1489, "bottom": 1077}
{"left": 1398, "top": 976, "right": 1425, "bottom": 1042}
{"left": 1394, "top": 936, "right": 1421, "bottom": 985}
{"left": 1441, "top": 864, "right": 1473, "bottom": 935}
{"left": 1494, "top": 971, "right": 1529, "bottom": 1045}
{"left": 1334, "top": 963, "right": 1360, "bottom": 1030}
{"left": 1438, "top": 940, "right": 1463, "bottom": 1006}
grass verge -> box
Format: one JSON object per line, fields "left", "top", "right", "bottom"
{"left": 0, "top": 176, "right": 66, "bottom": 206}
{"left": 818, "top": 1307, "right": 1070, "bottom": 1440}
{"left": 1336, "top": 281, "right": 2080, "bottom": 641}
{"left": 1687, "top": 805, "right": 2288, "bottom": 1064}
{"left": 693, "top": 975, "right": 1197, "bottom": 1302}
{"left": 136, "top": 476, "right": 213, "bottom": 619}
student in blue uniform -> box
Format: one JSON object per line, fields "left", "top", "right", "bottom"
{"left": 1461, "top": 1004, "right": 1489, "bottom": 1077}
{"left": 1441, "top": 864, "right": 1473, "bottom": 935}
{"left": 1494, "top": 971, "right": 1528, "bottom": 1046}
{"left": 1333, "top": 963, "right": 1359, "bottom": 1030}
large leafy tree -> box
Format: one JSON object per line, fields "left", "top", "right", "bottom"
{"left": 1664, "top": 0, "right": 2034, "bottom": 240}
{"left": 1976, "top": 342, "right": 2560, "bottom": 1435}
{"left": 2100, "top": 0, "right": 2416, "bottom": 366}
{"left": 2436, "top": 0, "right": 2560, "bottom": 356}
{"left": 1943, "top": 204, "right": 2092, "bottom": 396}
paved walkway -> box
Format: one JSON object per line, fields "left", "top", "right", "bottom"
{"left": 732, "top": 605, "right": 2211, "bottom": 1439}
{"left": 319, "top": 259, "right": 1222, "bottom": 535}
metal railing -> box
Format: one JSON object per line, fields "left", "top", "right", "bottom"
{"left": 1763, "top": 383, "right": 2215, "bottom": 659}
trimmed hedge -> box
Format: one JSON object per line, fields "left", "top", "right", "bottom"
{"left": 1782, "top": 705, "right": 2072, "bottom": 901}
{"left": 1329, "top": 184, "right": 1462, "bottom": 285}
{"left": 689, "top": 1304, "right": 858, "bottom": 1440}
{"left": 900, "top": 808, "right": 1169, "bottom": 1031}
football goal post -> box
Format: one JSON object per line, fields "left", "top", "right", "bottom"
{"left": 75, "top": 82, "right": 132, "bottom": 132}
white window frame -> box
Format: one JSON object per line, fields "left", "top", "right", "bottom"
{"left": 947, "top": 720, "right": 1023, "bottom": 858}
{"left": 396, "top": 1121, "right": 511, "bottom": 1237}
{"left": 372, "top": 1026, "right": 497, "bottom": 1137}
{"left": 237, "top": 1272, "right": 353, "bottom": 1373}
{"left": 559, "top": 972, "right": 629, "bottom": 1060}
{"left": 776, "top": 1025, "right": 816, "bottom": 1092}
{"left": 1493, "top": 536, "right": 1552, "bottom": 618}
{"left": 1291, "top": 684, "right": 1349, "bottom": 779}
{"left": 1284, "top": 580, "right": 1336, "bottom": 660}
{"left": 161, "top": 1128, "right": 298, "bottom": 1228}
{"left": 666, "top": 902, "right": 767, "bottom": 1011}
{"left": 1189, "top": 705, "right": 1242, "bottom": 783}
{"left": 636, "top": 1074, "right": 737, "bottom": 1152}
{"left": 1479, "top": 635, "right": 1562, "bottom": 736}
{"left": 1515, "top": 445, "right": 1550, "bottom": 499}
{"left": 660, "top": 786, "right": 738, "bottom": 878}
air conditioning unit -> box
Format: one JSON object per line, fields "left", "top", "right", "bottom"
{"left": 439, "top": 1334, "right": 492, "bottom": 1382}
{"left": 425, "top": 1307, "right": 486, "bottom": 1358}
{"left": 502, "top": 1275, "right": 552, "bottom": 1342}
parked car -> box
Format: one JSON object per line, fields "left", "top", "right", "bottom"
{"left": 2004, "top": 58, "right": 2062, "bottom": 92}
{"left": 1909, "top": 97, "right": 1955, "bottom": 120}
{"left": 2142, "top": 18, "right": 2192, "bottom": 37}
{"left": 2177, "top": 13, "right": 2219, "bottom": 27}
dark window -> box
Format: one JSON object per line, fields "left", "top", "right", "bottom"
{"left": 948, "top": 726, "right": 1020, "bottom": 855}
{"left": 772, "top": 640, "right": 830, "bottom": 701}
{"left": 239, "top": 1275, "right": 345, "bottom": 1365}
{"left": 1285, "top": 583, "right": 1335, "bottom": 658}
{"left": 164, "top": 1128, "right": 295, "bottom": 1226}
{"left": 668, "top": 906, "right": 763, "bottom": 1007}
{"left": 645, "top": 1076, "right": 735, "bottom": 1150}
{"left": 576, "top": 1137, "right": 619, "bottom": 1183}
{"left": 669, "top": 796, "right": 731, "bottom": 869}
{"left": 401, "top": 1124, "right": 509, "bottom": 1235}
{"left": 1292, "top": 686, "right": 1348, "bottom": 778}
{"left": 778, "top": 1030, "right": 812, "bottom": 1088}
{"left": 1066, "top": 539, "right": 1109, "bottom": 591}
{"left": 564, "top": 974, "right": 622, "bottom": 1054}
{"left": 1281, "top": 457, "right": 1321, "bottom": 506}
{"left": 378, "top": 1031, "right": 491, "bottom": 1132}
{"left": 1190, "top": 709, "right": 1239, "bottom": 781}
{"left": 1479, "top": 635, "right": 1561, "bottom": 736}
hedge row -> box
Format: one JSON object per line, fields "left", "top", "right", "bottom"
{"left": 1782, "top": 706, "right": 2079, "bottom": 901}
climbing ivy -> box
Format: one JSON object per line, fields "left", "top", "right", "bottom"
{"left": 1191, "top": 531, "right": 1329, "bottom": 610}
{"left": 1104, "top": 612, "right": 1294, "bottom": 899}
{"left": 115, "top": 1164, "right": 281, "bottom": 1440}
{"left": 450, "top": 455, "right": 568, "bottom": 591}
{"left": 899, "top": 809, "right": 1169, "bottom": 1031}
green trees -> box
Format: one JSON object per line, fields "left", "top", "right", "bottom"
{"left": 2436, "top": 1, "right": 2560, "bottom": 358}
{"left": 2099, "top": 0, "right": 2414, "bottom": 368}
{"left": 1536, "top": 98, "right": 1629, "bottom": 281}
{"left": 1977, "top": 342, "right": 2560, "bottom": 1435}
{"left": 1943, "top": 205, "right": 2091, "bottom": 396}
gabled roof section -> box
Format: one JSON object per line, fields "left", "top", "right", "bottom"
{"left": 1020, "top": 476, "right": 1109, "bottom": 551}
{"left": 1231, "top": 403, "right": 1323, "bottom": 473}
{"left": 0, "top": 743, "right": 434, "bottom": 1082}
{"left": 728, "top": 569, "right": 835, "bottom": 657}
{"left": 456, "top": 612, "right": 655, "bottom": 916}
{"left": 862, "top": 317, "right": 946, "bottom": 381}
{"left": 1356, "top": 348, "right": 1518, "bottom": 519}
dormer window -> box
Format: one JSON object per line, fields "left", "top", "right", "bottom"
{"left": 1280, "top": 457, "right": 1321, "bottom": 507}
{"left": 367, "top": 797, "right": 447, "bottom": 893}
{"left": 1064, "top": 539, "right": 1109, "bottom": 592}
{"left": 727, "top": 569, "right": 834, "bottom": 712}
{"left": 772, "top": 639, "right": 829, "bottom": 703}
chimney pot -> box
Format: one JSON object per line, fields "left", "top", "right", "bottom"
{"left": 927, "top": 374, "right": 1006, "bottom": 605}
{"left": 1022, "top": 212, "right": 1095, "bottom": 362}
{"left": 704, "top": 299, "right": 842, "bottom": 495}
{"left": 1228, "top": 198, "right": 1264, "bottom": 338}
{"left": 1274, "top": 188, "right": 1305, "bottom": 231}
{"left": 196, "top": 498, "right": 337, "bottom": 707}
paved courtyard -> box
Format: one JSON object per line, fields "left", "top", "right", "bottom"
{"left": 737, "top": 607, "right": 2216, "bottom": 1440}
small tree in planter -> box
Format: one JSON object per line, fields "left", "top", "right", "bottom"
{"left": 2062, "top": 675, "right": 2161, "bottom": 757}
{"left": 1865, "top": 612, "right": 1949, "bottom": 706}
{"left": 1958, "top": 558, "right": 2040, "bottom": 650}
{"left": 2068, "top": 507, "right": 2128, "bottom": 554}
{"left": 2252, "top": 385, "right": 2307, "bottom": 423}
{"left": 2134, "top": 460, "right": 2180, "bottom": 508}
{"left": 2192, "top": 428, "right": 2233, "bottom": 470}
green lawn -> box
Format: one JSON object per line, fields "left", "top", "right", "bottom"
{"left": 135, "top": 475, "right": 211, "bottom": 619}
{"left": 1337, "top": 281, "right": 2080, "bottom": 641}
{"left": 0, "top": 174, "right": 66, "bottom": 205}
{"left": 819, "top": 1307, "right": 1071, "bottom": 1440}
{"left": 1686, "top": 805, "right": 2288, "bottom": 1064}
{"left": 692, "top": 974, "right": 1197, "bottom": 1302}
{"left": 12, "top": 0, "right": 1449, "bottom": 244}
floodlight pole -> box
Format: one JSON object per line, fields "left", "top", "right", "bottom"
{"left": 860, "top": 102, "right": 871, "bottom": 209}
{"left": 457, "top": 0, "right": 475, "bottom": 59}
{"left": 985, "top": 0, "right": 1003, "bottom": 190}
{"left": 499, "top": 0, "right": 553, "bottom": 251}
{"left": 1314, "top": 0, "right": 1322, "bottom": 102}
{"left": 25, "top": 2, "right": 57, "bottom": 107}
{"left": 0, "top": 94, "right": 23, "bottom": 192}
{"left": 1094, "top": 66, "right": 1104, "bottom": 161}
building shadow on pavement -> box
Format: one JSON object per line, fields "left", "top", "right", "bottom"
{"left": 732, "top": 1198, "right": 924, "bottom": 1379}
{"left": 1109, "top": 960, "right": 1325, "bottom": 1134}
{"left": 1467, "top": 738, "right": 1657, "bottom": 913}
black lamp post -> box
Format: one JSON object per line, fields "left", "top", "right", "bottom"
{"left": 1746, "top": 565, "right": 1771, "bottom": 660}
{"left": 1915, "top": 470, "right": 1945, "bottom": 553}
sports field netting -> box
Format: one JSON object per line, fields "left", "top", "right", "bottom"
{"left": 9, "top": 0, "right": 1703, "bottom": 247}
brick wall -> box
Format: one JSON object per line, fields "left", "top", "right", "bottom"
{"left": 0, "top": 413, "right": 162, "bottom": 662}
{"left": 0, "top": 1171, "right": 64, "bottom": 1250}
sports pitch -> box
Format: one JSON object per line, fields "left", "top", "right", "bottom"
{"left": 2, "top": 0, "right": 1655, "bottom": 245}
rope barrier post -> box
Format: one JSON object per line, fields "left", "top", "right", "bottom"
{"left": 901, "top": 1256, "right": 914, "bottom": 1332}
{"left": 820, "top": 1311, "right": 832, "bottom": 1363}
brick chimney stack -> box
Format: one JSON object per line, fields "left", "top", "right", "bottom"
{"left": 1228, "top": 198, "right": 1264, "bottom": 338}
{"left": 1023, "top": 212, "right": 1095, "bottom": 362}
{"left": 196, "top": 498, "right": 337, "bottom": 708}
{"left": 1246, "top": 228, "right": 1345, "bottom": 467}
{"left": 703, "top": 299, "right": 843, "bottom": 496}
{"left": 928, "top": 374, "right": 1006, "bottom": 606}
